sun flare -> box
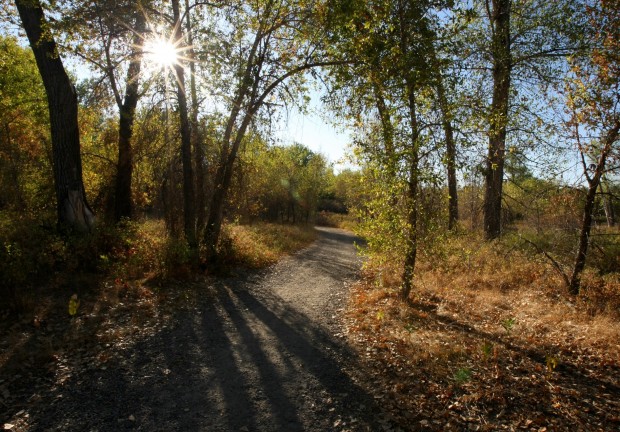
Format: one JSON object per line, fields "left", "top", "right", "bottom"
{"left": 144, "top": 36, "right": 179, "bottom": 68}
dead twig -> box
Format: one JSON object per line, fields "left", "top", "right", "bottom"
{"left": 520, "top": 235, "right": 571, "bottom": 288}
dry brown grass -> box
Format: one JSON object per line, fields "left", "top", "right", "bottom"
{"left": 315, "top": 211, "right": 359, "bottom": 231}
{"left": 346, "top": 233, "right": 620, "bottom": 430}
{"left": 221, "top": 222, "right": 317, "bottom": 268}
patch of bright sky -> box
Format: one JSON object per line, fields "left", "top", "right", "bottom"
{"left": 273, "top": 89, "right": 355, "bottom": 173}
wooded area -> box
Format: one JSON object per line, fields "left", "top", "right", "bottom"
{"left": 1, "top": 0, "right": 619, "bottom": 429}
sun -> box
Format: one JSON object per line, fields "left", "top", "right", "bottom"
{"left": 144, "top": 35, "right": 180, "bottom": 69}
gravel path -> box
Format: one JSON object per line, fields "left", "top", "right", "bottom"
{"left": 18, "top": 227, "right": 389, "bottom": 431}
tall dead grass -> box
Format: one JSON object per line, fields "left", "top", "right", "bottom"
{"left": 346, "top": 231, "right": 620, "bottom": 429}
{"left": 353, "top": 231, "right": 619, "bottom": 378}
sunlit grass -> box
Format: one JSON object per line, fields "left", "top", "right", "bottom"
{"left": 222, "top": 222, "right": 317, "bottom": 268}
{"left": 315, "top": 211, "right": 358, "bottom": 231}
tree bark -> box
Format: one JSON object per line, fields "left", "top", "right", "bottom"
{"left": 483, "top": 0, "right": 512, "bottom": 239}
{"left": 15, "top": 0, "right": 94, "bottom": 232}
{"left": 184, "top": 0, "right": 207, "bottom": 235}
{"left": 401, "top": 81, "right": 420, "bottom": 301}
{"left": 172, "top": 0, "right": 196, "bottom": 248}
{"left": 436, "top": 72, "right": 459, "bottom": 230}
{"left": 114, "top": 11, "right": 146, "bottom": 222}
{"left": 569, "top": 121, "right": 619, "bottom": 295}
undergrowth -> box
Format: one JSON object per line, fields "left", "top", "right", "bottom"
{"left": 218, "top": 222, "right": 317, "bottom": 269}
{"left": 315, "top": 211, "right": 358, "bottom": 231}
{"left": 0, "top": 216, "right": 317, "bottom": 315}
{"left": 347, "top": 229, "right": 620, "bottom": 430}
{"left": 0, "top": 217, "right": 318, "bottom": 409}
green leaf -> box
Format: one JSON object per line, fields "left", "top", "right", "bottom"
{"left": 68, "top": 294, "right": 80, "bottom": 316}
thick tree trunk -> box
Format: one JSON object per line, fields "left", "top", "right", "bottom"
{"left": 15, "top": 0, "right": 94, "bottom": 232}
{"left": 172, "top": 0, "right": 196, "bottom": 248}
{"left": 483, "top": 0, "right": 511, "bottom": 240}
{"left": 203, "top": 164, "right": 230, "bottom": 261}
{"left": 114, "top": 12, "right": 146, "bottom": 222}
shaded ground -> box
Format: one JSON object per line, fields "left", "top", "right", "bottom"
{"left": 1, "top": 227, "right": 394, "bottom": 431}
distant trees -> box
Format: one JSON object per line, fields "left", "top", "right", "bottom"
{"left": 233, "top": 139, "right": 331, "bottom": 225}
{"left": 0, "top": 36, "right": 50, "bottom": 213}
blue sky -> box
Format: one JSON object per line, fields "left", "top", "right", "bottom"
{"left": 274, "top": 90, "right": 354, "bottom": 172}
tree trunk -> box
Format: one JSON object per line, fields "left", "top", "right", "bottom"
{"left": 203, "top": 37, "right": 262, "bottom": 262}
{"left": 15, "top": 0, "right": 94, "bottom": 232}
{"left": 436, "top": 73, "right": 459, "bottom": 230}
{"left": 401, "top": 83, "right": 420, "bottom": 301}
{"left": 483, "top": 0, "right": 511, "bottom": 240}
{"left": 114, "top": 12, "right": 146, "bottom": 222}
{"left": 372, "top": 82, "right": 396, "bottom": 167}
{"left": 203, "top": 164, "right": 230, "bottom": 261}
{"left": 569, "top": 181, "right": 598, "bottom": 295}
{"left": 203, "top": 103, "right": 259, "bottom": 261}
{"left": 569, "top": 121, "right": 619, "bottom": 295}
{"left": 184, "top": 0, "right": 207, "bottom": 234}
{"left": 172, "top": 0, "right": 196, "bottom": 249}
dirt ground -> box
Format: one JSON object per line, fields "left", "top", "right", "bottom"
{"left": 1, "top": 227, "right": 397, "bottom": 431}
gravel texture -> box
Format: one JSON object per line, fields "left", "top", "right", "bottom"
{"left": 8, "top": 227, "right": 391, "bottom": 431}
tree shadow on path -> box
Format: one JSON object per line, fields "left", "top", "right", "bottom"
{"left": 23, "top": 229, "right": 384, "bottom": 431}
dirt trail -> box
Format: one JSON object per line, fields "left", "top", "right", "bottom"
{"left": 16, "top": 227, "right": 390, "bottom": 431}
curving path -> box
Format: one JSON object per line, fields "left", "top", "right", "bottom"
{"left": 22, "top": 227, "right": 391, "bottom": 431}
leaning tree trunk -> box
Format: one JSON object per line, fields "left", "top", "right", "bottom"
{"left": 115, "top": 12, "right": 146, "bottom": 222}
{"left": 15, "top": 0, "right": 94, "bottom": 232}
{"left": 203, "top": 25, "right": 263, "bottom": 262}
{"left": 569, "top": 181, "right": 599, "bottom": 295}
{"left": 172, "top": 0, "right": 196, "bottom": 249}
{"left": 483, "top": 0, "right": 512, "bottom": 240}
{"left": 569, "top": 121, "right": 619, "bottom": 295}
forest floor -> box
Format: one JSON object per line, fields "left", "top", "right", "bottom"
{"left": 1, "top": 226, "right": 619, "bottom": 431}
{"left": 344, "top": 256, "right": 620, "bottom": 431}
